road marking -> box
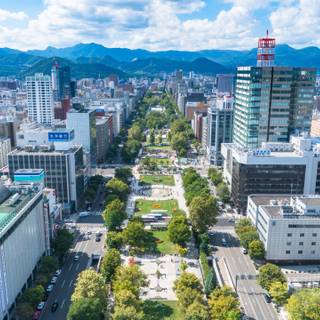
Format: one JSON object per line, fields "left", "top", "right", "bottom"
{"left": 76, "top": 263, "right": 80, "bottom": 271}
{"left": 61, "top": 280, "right": 66, "bottom": 288}
{"left": 69, "top": 280, "right": 73, "bottom": 288}
{"left": 61, "top": 299, "right": 65, "bottom": 309}
{"left": 68, "top": 263, "right": 73, "bottom": 271}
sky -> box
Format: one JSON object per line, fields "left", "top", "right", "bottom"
{"left": 0, "top": 0, "right": 319, "bottom": 51}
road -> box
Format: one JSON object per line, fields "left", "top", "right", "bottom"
{"left": 212, "top": 219, "right": 278, "bottom": 320}
{"left": 40, "top": 216, "right": 105, "bottom": 320}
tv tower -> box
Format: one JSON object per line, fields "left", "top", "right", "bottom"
{"left": 257, "top": 30, "right": 276, "bottom": 67}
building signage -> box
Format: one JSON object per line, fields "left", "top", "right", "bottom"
{"left": 48, "top": 130, "right": 74, "bottom": 142}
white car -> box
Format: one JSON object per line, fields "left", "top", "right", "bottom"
{"left": 50, "top": 276, "right": 58, "bottom": 284}
{"left": 54, "top": 269, "right": 62, "bottom": 276}
{"left": 37, "top": 301, "right": 46, "bottom": 311}
{"left": 79, "top": 212, "right": 90, "bottom": 218}
{"left": 74, "top": 254, "right": 80, "bottom": 261}
{"left": 46, "top": 284, "right": 54, "bottom": 293}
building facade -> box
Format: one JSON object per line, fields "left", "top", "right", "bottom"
{"left": 222, "top": 136, "right": 320, "bottom": 213}
{"left": 26, "top": 73, "right": 54, "bottom": 126}
{"left": 216, "top": 74, "right": 234, "bottom": 94}
{"left": 0, "top": 184, "right": 46, "bottom": 320}
{"left": 233, "top": 67, "right": 316, "bottom": 149}
{"left": 248, "top": 194, "right": 320, "bottom": 262}
{"left": 206, "top": 96, "right": 234, "bottom": 166}
{"left": 96, "top": 117, "right": 109, "bottom": 164}
{"left": 0, "top": 138, "right": 10, "bottom": 169}
{"left": 8, "top": 146, "right": 84, "bottom": 211}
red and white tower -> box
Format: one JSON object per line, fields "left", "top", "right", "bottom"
{"left": 257, "top": 30, "right": 275, "bottom": 67}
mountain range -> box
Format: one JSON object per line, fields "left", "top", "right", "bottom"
{"left": 0, "top": 43, "right": 319, "bottom": 79}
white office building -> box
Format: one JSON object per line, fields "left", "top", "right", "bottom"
{"left": 26, "top": 73, "right": 54, "bottom": 126}
{"left": 0, "top": 183, "right": 46, "bottom": 320}
{"left": 0, "top": 138, "right": 10, "bottom": 169}
{"left": 248, "top": 194, "right": 320, "bottom": 262}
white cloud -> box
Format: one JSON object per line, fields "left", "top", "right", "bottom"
{"left": 0, "top": 0, "right": 317, "bottom": 51}
{"left": 270, "top": 0, "right": 320, "bottom": 47}
{"left": 0, "top": 8, "right": 28, "bottom": 21}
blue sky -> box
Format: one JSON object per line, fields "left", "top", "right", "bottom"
{"left": 0, "top": 0, "right": 318, "bottom": 51}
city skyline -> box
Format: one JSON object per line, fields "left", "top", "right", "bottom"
{"left": 0, "top": 0, "right": 319, "bottom": 51}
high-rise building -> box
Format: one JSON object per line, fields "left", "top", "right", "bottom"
{"left": 257, "top": 31, "right": 275, "bottom": 67}
{"left": 66, "top": 109, "right": 97, "bottom": 165}
{"left": 96, "top": 117, "right": 110, "bottom": 164}
{"left": 0, "top": 119, "right": 18, "bottom": 147}
{"left": 51, "top": 64, "right": 71, "bottom": 101}
{"left": 233, "top": 66, "right": 316, "bottom": 149}
{"left": 0, "top": 138, "right": 11, "bottom": 169}
{"left": 0, "top": 183, "right": 47, "bottom": 320}
{"left": 206, "top": 95, "right": 234, "bottom": 165}
{"left": 26, "top": 73, "right": 54, "bottom": 126}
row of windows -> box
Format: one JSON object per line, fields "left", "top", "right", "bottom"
{"left": 287, "top": 233, "right": 318, "bottom": 237}
{"left": 286, "top": 250, "right": 316, "bottom": 255}
{"left": 286, "top": 241, "right": 317, "bottom": 246}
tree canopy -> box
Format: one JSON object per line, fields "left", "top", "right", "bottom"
{"left": 103, "top": 198, "right": 127, "bottom": 231}
{"left": 258, "top": 263, "right": 286, "bottom": 291}
{"left": 67, "top": 297, "right": 103, "bottom": 320}
{"left": 100, "top": 248, "right": 121, "bottom": 283}
{"left": 168, "top": 214, "right": 191, "bottom": 245}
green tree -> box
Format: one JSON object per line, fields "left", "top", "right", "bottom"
{"left": 113, "top": 265, "right": 148, "bottom": 298}
{"left": 258, "top": 263, "right": 286, "bottom": 291}
{"left": 128, "top": 124, "right": 143, "bottom": 141}
{"left": 71, "top": 269, "right": 107, "bottom": 307}
{"left": 208, "top": 168, "right": 223, "bottom": 185}
{"left": 286, "top": 288, "right": 320, "bottom": 320}
{"left": 100, "top": 248, "right": 121, "bottom": 283}
{"left": 208, "top": 286, "right": 241, "bottom": 320}
{"left": 171, "top": 132, "right": 189, "bottom": 157}
{"left": 106, "top": 231, "right": 123, "bottom": 249}
{"left": 189, "top": 195, "right": 218, "bottom": 233}
{"left": 15, "top": 303, "right": 34, "bottom": 320}
{"left": 103, "top": 198, "right": 127, "bottom": 231}
{"left": 149, "top": 129, "right": 155, "bottom": 145}
{"left": 216, "top": 182, "right": 230, "bottom": 203}
{"left": 52, "top": 228, "right": 74, "bottom": 259}
{"left": 67, "top": 297, "right": 103, "bottom": 320}
{"left": 39, "top": 256, "right": 58, "bottom": 276}
{"left": 248, "top": 239, "right": 265, "bottom": 259}
{"left": 173, "top": 272, "right": 203, "bottom": 308}
{"left": 239, "top": 230, "right": 259, "bottom": 249}
{"left": 269, "top": 281, "right": 288, "bottom": 306}
{"left": 115, "top": 167, "right": 133, "bottom": 184}
{"left": 185, "top": 300, "right": 210, "bottom": 320}
{"left": 106, "top": 178, "right": 129, "bottom": 201}
{"left": 168, "top": 214, "right": 191, "bottom": 245}
{"left": 21, "top": 285, "right": 45, "bottom": 308}
{"left": 112, "top": 305, "right": 144, "bottom": 320}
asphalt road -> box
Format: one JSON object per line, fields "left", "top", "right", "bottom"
{"left": 211, "top": 226, "right": 278, "bottom": 320}
{"left": 40, "top": 217, "right": 106, "bottom": 320}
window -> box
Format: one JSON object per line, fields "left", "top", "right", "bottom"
{"left": 298, "top": 250, "right": 303, "bottom": 254}
{"left": 312, "top": 233, "right": 317, "bottom": 237}
{"left": 312, "top": 242, "right": 316, "bottom": 246}
{"left": 311, "top": 250, "right": 316, "bottom": 254}
{"left": 285, "top": 250, "right": 290, "bottom": 254}
{"left": 286, "top": 242, "right": 291, "bottom": 246}
{"left": 299, "top": 242, "right": 304, "bottom": 246}
{"left": 287, "top": 233, "right": 292, "bottom": 237}
{"left": 300, "top": 233, "right": 305, "bottom": 237}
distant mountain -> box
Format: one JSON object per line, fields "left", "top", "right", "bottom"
{"left": 0, "top": 42, "right": 319, "bottom": 78}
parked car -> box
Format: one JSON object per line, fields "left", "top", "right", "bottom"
{"left": 54, "top": 269, "right": 62, "bottom": 276}
{"left": 263, "top": 293, "right": 272, "bottom": 303}
{"left": 74, "top": 254, "right": 80, "bottom": 261}
{"left": 50, "top": 276, "right": 58, "bottom": 284}
{"left": 51, "top": 300, "right": 59, "bottom": 312}
{"left": 46, "top": 284, "right": 54, "bottom": 293}
{"left": 37, "top": 301, "right": 46, "bottom": 311}
{"left": 242, "top": 248, "right": 248, "bottom": 254}
{"left": 95, "top": 236, "right": 101, "bottom": 242}
{"left": 221, "top": 238, "right": 227, "bottom": 246}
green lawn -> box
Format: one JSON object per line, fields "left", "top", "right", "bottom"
{"left": 140, "top": 175, "right": 175, "bottom": 186}
{"left": 143, "top": 300, "right": 184, "bottom": 320}
{"left": 152, "top": 230, "right": 179, "bottom": 255}
{"left": 146, "top": 145, "right": 171, "bottom": 151}
{"left": 135, "top": 199, "right": 179, "bottom": 216}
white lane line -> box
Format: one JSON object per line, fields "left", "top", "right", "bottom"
{"left": 61, "top": 299, "right": 65, "bottom": 309}
{"left": 68, "top": 263, "right": 73, "bottom": 271}
{"left": 61, "top": 280, "right": 66, "bottom": 288}
{"left": 69, "top": 280, "right": 73, "bottom": 288}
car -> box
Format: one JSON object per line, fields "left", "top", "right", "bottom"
{"left": 95, "top": 236, "right": 101, "bottom": 242}
{"left": 50, "top": 276, "right": 58, "bottom": 284}
{"left": 51, "top": 300, "right": 59, "bottom": 312}
{"left": 54, "top": 269, "right": 62, "bottom": 276}
{"left": 221, "top": 238, "right": 227, "bottom": 246}
{"left": 79, "top": 211, "right": 90, "bottom": 218}
{"left": 74, "top": 254, "right": 80, "bottom": 261}
{"left": 37, "top": 301, "right": 46, "bottom": 310}
{"left": 263, "top": 293, "right": 272, "bottom": 303}
{"left": 46, "top": 284, "right": 54, "bottom": 293}
{"left": 86, "top": 231, "right": 92, "bottom": 235}
{"left": 32, "top": 311, "right": 41, "bottom": 320}
{"left": 242, "top": 248, "right": 248, "bottom": 254}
